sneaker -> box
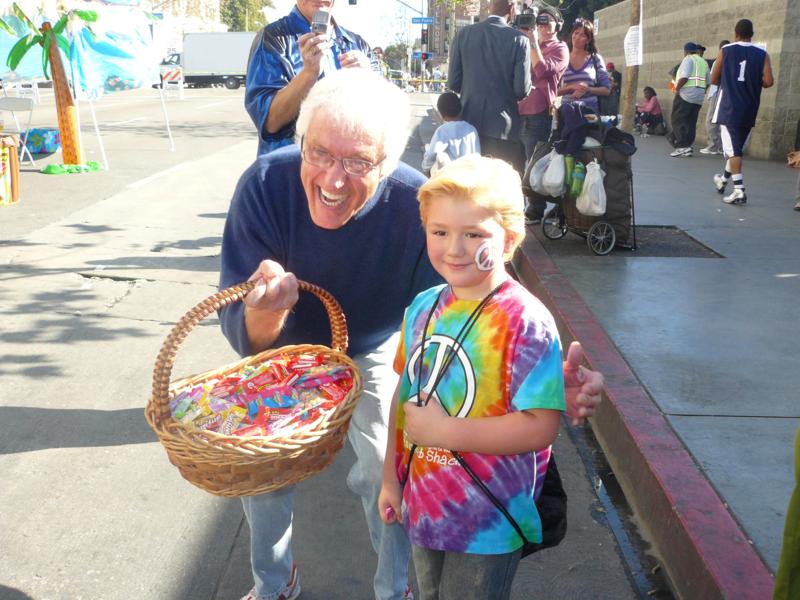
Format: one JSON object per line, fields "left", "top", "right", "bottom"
{"left": 699, "top": 146, "right": 722, "bottom": 155}
{"left": 669, "top": 147, "right": 692, "bottom": 157}
{"left": 241, "top": 563, "right": 301, "bottom": 600}
{"left": 713, "top": 173, "right": 728, "bottom": 194}
{"left": 525, "top": 216, "right": 542, "bottom": 226}
{"left": 723, "top": 189, "right": 747, "bottom": 205}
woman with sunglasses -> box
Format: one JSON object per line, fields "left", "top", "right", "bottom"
{"left": 557, "top": 17, "right": 611, "bottom": 114}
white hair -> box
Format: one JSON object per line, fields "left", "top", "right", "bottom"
{"left": 294, "top": 69, "right": 411, "bottom": 175}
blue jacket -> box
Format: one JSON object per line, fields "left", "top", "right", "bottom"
{"left": 245, "top": 7, "right": 373, "bottom": 156}
{"left": 219, "top": 146, "right": 441, "bottom": 357}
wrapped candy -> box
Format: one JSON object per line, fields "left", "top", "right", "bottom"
{"left": 170, "top": 352, "right": 354, "bottom": 437}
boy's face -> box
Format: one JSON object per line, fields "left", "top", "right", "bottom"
{"left": 424, "top": 196, "right": 511, "bottom": 300}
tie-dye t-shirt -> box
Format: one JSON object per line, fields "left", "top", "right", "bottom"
{"left": 393, "top": 280, "right": 566, "bottom": 554}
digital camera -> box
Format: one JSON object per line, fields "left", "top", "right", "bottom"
{"left": 312, "top": 10, "right": 330, "bottom": 35}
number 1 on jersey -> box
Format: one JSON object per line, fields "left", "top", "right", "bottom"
{"left": 738, "top": 60, "right": 747, "bottom": 82}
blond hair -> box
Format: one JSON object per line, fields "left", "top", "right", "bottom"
{"left": 418, "top": 155, "right": 525, "bottom": 258}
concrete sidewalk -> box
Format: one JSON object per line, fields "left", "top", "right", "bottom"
{"left": 514, "top": 132, "right": 799, "bottom": 598}
{"left": 1, "top": 94, "right": 641, "bottom": 600}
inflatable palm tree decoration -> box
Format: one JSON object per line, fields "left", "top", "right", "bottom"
{"left": 0, "top": 3, "right": 97, "bottom": 165}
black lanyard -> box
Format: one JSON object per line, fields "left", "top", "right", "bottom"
{"left": 400, "top": 279, "right": 536, "bottom": 550}
{"left": 401, "top": 280, "right": 506, "bottom": 485}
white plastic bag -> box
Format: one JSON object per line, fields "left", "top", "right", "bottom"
{"left": 576, "top": 159, "right": 606, "bottom": 216}
{"left": 530, "top": 150, "right": 552, "bottom": 195}
{"left": 542, "top": 150, "right": 566, "bottom": 197}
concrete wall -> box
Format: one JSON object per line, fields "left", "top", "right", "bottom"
{"left": 594, "top": 0, "right": 800, "bottom": 159}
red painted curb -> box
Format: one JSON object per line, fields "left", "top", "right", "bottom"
{"left": 513, "top": 233, "right": 774, "bottom": 600}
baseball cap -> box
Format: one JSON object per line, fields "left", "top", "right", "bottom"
{"left": 683, "top": 42, "right": 698, "bottom": 52}
{"left": 606, "top": 61, "right": 615, "bottom": 70}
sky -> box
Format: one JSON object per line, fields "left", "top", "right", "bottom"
{"left": 264, "top": 0, "right": 425, "bottom": 48}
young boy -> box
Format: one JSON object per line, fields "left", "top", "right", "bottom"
{"left": 421, "top": 92, "right": 480, "bottom": 176}
{"left": 379, "top": 155, "right": 566, "bottom": 600}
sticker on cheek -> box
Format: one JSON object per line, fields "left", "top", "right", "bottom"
{"left": 475, "top": 240, "right": 496, "bottom": 271}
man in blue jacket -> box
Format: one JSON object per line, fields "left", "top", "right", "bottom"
{"left": 246, "top": 0, "right": 373, "bottom": 156}
{"left": 223, "top": 69, "right": 604, "bottom": 600}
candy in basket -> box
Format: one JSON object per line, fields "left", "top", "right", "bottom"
{"left": 145, "top": 280, "right": 363, "bottom": 497}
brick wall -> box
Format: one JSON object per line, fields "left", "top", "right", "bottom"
{"left": 594, "top": 0, "right": 800, "bottom": 159}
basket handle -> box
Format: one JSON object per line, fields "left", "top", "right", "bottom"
{"left": 150, "top": 280, "right": 349, "bottom": 424}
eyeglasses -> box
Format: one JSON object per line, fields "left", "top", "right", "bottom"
{"left": 300, "top": 137, "right": 384, "bottom": 176}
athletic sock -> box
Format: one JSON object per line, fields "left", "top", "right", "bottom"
{"left": 722, "top": 170, "right": 731, "bottom": 182}
{"left": 732, "top": 174, "right": 744, "bottom": 191}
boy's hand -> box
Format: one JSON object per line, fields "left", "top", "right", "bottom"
{"left": 378, "top": 478, "right": 402, "bottom": 524}
{"left": 563, "top": 341, "right": 604, "bottom": 426}
{"left": 404, "top": 394, "right": 451, "bottom": 447}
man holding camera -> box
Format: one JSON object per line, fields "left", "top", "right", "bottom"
{"left": 516, "top": 4, "right": 568, "bottom": 224}
{"left": 448, "top": 0, "right": 531, "bottom": 174}
{"left": 246, "top": 0, "right": 373, "bottom": 156}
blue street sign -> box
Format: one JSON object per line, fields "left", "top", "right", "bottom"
{"left": 411, "top": 16, "right": 434, "bottom": 25}
{"left": 412, "top": 51, "right": 421, "bottom": 59}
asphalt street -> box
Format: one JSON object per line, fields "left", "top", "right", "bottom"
{"left": 0, "top": 88, "right": 650, "bottom": 600}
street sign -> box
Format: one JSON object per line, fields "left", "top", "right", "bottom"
{"left": 412, "top": 51, "right": 421, "bottom": 59}
{"left": 411, "top": 16, "right": 434, "bottom": 25}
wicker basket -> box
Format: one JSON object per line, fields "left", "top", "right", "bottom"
{"left": 145, "top": 280, "right": 363, "bottom": 497}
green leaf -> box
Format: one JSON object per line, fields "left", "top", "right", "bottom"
{"left": 55, "top": 33, "right": 71, "bottom": 61}
{"left": 6, "top": 34, "right": 35, "bottom": 70}
{"left": 52, "top": 14, "right": 69, "bottom": 35}
{"left": 72, "top": 10, "right": 98, "bottom": 23}
{"left": 0, "top": 18, "right": 16, "bottom": 37}
{"left": 41, "top": 34, "right": 51, "bottom": 79}
{"left": 12, "top": 2, "right": 38, "bottom": 32}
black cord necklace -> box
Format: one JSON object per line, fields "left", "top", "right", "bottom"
{"left": 400, "top": 279, "right": 507, "bottom": 485}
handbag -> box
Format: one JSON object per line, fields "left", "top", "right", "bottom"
{"left": 576, "top": 159, "right": 607, "bottom": 216}
{"left": 522, "top": 139, "right": 554, "bottom": 198}
{"left": 402, "top": 284, "right": 568, "bottom": 557}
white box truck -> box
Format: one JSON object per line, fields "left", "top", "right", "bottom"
{"left": 177, "top": 32, "right": 257, "bottom": 89}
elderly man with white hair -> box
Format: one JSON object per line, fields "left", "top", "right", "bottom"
{"left": 220, "top": 69, "right": 603, "bottom": 600}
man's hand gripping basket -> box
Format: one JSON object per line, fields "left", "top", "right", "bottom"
{"left": 145, "top": 280, "right": 363, "bottom": 497}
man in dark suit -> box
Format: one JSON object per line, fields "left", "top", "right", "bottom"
{"left": 448, "top": 0, "right": 531, "bottom": 174}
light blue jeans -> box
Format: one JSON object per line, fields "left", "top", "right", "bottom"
{"left": 411, "top": 545, "right": 522, "bottom": 600}
{"left": 241, "top": 332, "right": 410, "bottom": 600}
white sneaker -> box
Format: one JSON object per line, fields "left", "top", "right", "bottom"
{"left": 700, "top": 146, "right": 722, "bottom": 155}
{"left": 722, "top": 188, "right": 747, "bottom": 205}
{"left": 241, "top": 563, "right": 301, "bottom": 600}
{"left": 670, "top": 147, "right": 692, "bottom": 157}
{"left": 713, "top": 174, "right": 728, "bottom": 194}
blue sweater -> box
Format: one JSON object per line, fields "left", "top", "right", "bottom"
{"left": 219, "top": 146, "right": 441, "bottom": 357}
